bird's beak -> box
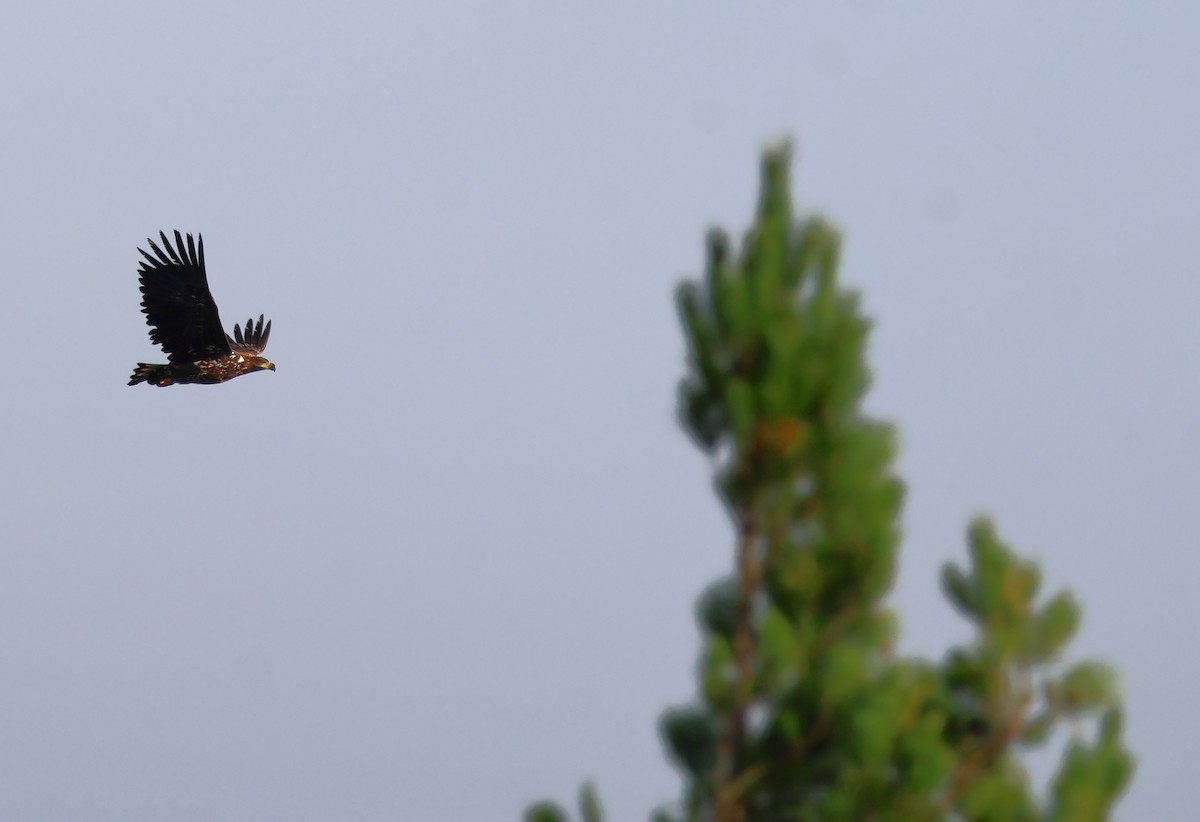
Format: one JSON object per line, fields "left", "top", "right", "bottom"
{"left": 268, "top": 363, "right": 276, "bottom": 372}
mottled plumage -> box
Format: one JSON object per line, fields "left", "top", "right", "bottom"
{"left": 128, "top": 231, "right": 276, "bottom": 386}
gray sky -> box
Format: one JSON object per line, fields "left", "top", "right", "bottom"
{"left": 0, "top": 1, "right": 1194, "bottom": 818}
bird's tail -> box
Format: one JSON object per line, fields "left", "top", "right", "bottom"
{"left": 128, "top": 363, "right": 173, "bottom": 387}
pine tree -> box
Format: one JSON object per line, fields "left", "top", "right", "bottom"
{"left": 527, "top": 145, "right": 1133, "bottom": 822}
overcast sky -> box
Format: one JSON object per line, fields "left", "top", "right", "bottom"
{"left": 0, "top": 1, "right": 1195, "bottom": 819}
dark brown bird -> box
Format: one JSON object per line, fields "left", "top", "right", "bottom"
{"left": 128, "top": 231, "right": 276, "bottom": 387}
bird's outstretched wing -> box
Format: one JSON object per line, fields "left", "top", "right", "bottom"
{"left": 226, "top": 314, "right": 272, "bottom": 355}
{"left": 137, "top": 231, "right": 231, "bottom": 362}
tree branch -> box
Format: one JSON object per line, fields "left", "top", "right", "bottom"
{"left": 713, "top": 510, "right": 761, "bottom": 822}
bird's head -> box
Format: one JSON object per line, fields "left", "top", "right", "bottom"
{"left": 241, "top": 354, "right": 275, "bottom": 373}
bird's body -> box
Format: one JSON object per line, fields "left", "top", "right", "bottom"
{"left": 128, "top": 231, "right": 275, "bottom": 387}
{"left": 129, "top": 350, "right": 272, "bottom": 387}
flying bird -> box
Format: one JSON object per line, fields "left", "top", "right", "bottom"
{"left": 128, "top": 231, "right": 276, "bottom": 386}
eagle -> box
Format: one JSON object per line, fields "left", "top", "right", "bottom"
{"left": 129, "top": 231, "right": 276, "bottom": 387}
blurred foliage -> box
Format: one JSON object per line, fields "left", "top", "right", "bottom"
{"left": 525, "top": 782, "right": 603, "bottom": 822}
{"left": 526, "top": 145, "right": 1133, "bottom": 821}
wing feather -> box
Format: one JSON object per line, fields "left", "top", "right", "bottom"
{"left": 137, "top": 231, "right": 231, "bottom": 362}
{"left": 185, "top": 232, "right": 199, "bottom": 268}
{"left": 166, "top": 232, "right": 185, "bottom": 265}
{"left": 228, "top": 313, "right": 273, "bottom": 355}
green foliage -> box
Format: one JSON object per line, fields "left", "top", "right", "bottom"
{"left": 525, "top": 802, "right": 569, "bottom": 822}
{"left": 526, "top": 144, "right": 1133, "bottom": 820}
{"left": 525, "top": 783, "right": 605, "bottom": 822}
{"left": 579, "top": 783, "right": 604, "bottom": 822}
{"left": 697, "top": 576, "right": 738, "bottom": 639}
{"left": 661, "top": 706, "right": 718, "bottom": 778}
{"left": 936, "top": 517, "right": 1132, "bottom": 818}
{"left": 1048, "top": 709, "right": 1133, "bottom": 822}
